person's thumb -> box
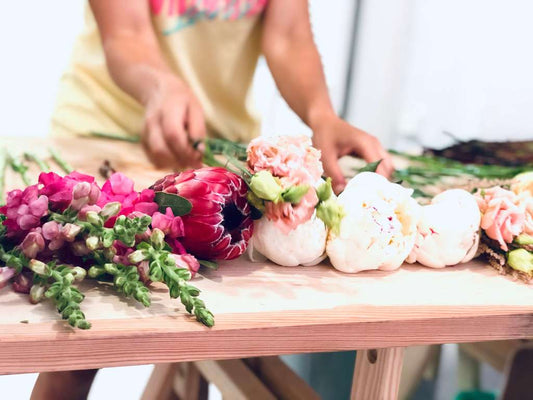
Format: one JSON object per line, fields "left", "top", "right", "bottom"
{"left": 321, "top": 148, "right": 346, "bottom": 194}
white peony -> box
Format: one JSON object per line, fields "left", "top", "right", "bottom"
{"left": 326, "top": 172, "right": 420, "bottom": 273}
{"left": 249, "top": 213, "right": 328, "bottom": 267}
{"left": 406, "top": 189, "right": 481, "bottom": 268}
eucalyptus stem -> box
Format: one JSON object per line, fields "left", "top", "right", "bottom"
{"left": 24, "top": 152, "right": 50, "bottom": 172}
{"left": 49, "top": 148, "right": 73, "bottom": 174}
{"left": 7, "top": 153, "right": 31, "bottom": 186}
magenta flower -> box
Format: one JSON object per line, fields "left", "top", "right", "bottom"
{"left": 152, "top": 207, "right": 185, "bottom": 238}
{"left": 98, "top": 173, "right": 158, "bottom": 226}
{"left": 151, "top": 167, "right": 253, "bottom": 260}
{"left": 170, "top": 253, "right": 201, "bottom": 277}
{"left": 39, "top": 171, "right": 101, "bottom": 212}
{"left": 0, "top": 185, "right": 48, "bottom": 236}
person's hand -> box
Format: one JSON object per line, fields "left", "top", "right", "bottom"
{"left": 312, "top": 114, "right": 394, "bottom": 194}
{"left": 141, "top": 74, "right": 206, "bottom": 170}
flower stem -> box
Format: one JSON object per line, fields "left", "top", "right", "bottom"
{"left": 49, "top": 148, "right": 73, "bottom": 174}
{"left": 88, "top": 131, "right": 141, "bottom": 143}
{"left": 23, "top": 152, "right": 50, "bottom": 172}
{"left": 7, "top": 153, "right": 31, "bottom": 186}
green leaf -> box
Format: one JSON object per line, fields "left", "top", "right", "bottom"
{"left": 154, "top": 192, "right": 192, "bottom": 216}
{"left": 198, "top": 259, "right": 218, "bottom": 270}
{"left": 358, "top": 159, "right": 382, "bottom": 173}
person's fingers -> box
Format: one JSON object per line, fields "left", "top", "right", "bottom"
{"left": 142, "top": 116, "right": 176, "bottom": 169}
{"left": 321, "top": 145, "right": 347, "bottom": 194}
{"left": 355, "top": 135, "right": 394, "bottom": 178}
{"left": 185, "top": 101, "right": 206, "bottom": 168}
{"left": 161, "top": 105, "right": 192, "bottom": 167}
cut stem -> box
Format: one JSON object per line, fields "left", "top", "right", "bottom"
{"left": 24, "top": 152, "right": 50, "bottom": 172}
{"left": 49, "top": 148, "right": 73, "bottom": 174}
{"left": 7, "top": 153, "right": 31, "bottom": 186}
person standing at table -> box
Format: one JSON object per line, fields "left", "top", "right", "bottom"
{"left": 34, "top": 0, "right": 393, "bottom": 399}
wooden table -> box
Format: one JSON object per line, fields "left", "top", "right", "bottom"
{"left": 1, "top": 137, "right": 532, "bottom": 398}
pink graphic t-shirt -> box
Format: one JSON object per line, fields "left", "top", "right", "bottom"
{"left": 51, "top": 0, "right": 269, "bottom": 142}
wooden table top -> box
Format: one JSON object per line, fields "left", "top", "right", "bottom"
{"left": 1, "top": 136, "right": 532, "bottom": 375}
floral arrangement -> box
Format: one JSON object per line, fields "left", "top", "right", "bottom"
{"left": 2, "top": 135, "right": 532, "bottom": 331}
{"left": 0, "top": 164, "right": 256, "bottom": 329}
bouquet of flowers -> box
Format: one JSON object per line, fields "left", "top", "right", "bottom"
{"left": 0, "top": 160, "right": 255, "bottom": 329}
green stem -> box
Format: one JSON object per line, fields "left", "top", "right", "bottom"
{"left": 24, "top": 152, "right": 50, "bottom": 172}
{"left": 88, "top": 131, "right": 141, "bottom": 143}
{"left": 7, "top": 153, "right": 30, "bottom": 185}
{"left": 49, "top": 148, "right": 73, "bottom": 174}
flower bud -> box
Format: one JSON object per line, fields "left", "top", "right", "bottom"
{"left": 515, "top": 234, "right": 533, "bottom": 246}
{"left": 150, "top": 228, "right": 165, "bottom": 248}
{"left": 86, "top": 236, "right": 100, "bottom": 251}
{"left": 128, "top": 250, "right": 148, "bottom": 264}
{"left": 103, "top": 246, "right": 117, "bottom": 260}
{"left": 71, "top": 267, "right": 87, "bottom": 282}
{"left": 20, "top": 231, "right": 45, "bottom": 259}
{"left": 88, "top": 266, "right": 106, "bottom": 278}
{"left": 30, "top": 284, "right": 46, "bottom": 304}
{"left": 42, "top": 221, "right": 60, "bottom": 241}
{"left": 71, "top": 241, "right": 91, "bottom": 256}
{"left": 249, "top": 170, "right": 283, "bottom": 202}
{"left": 28, "top": 259, "right": 50, "bottom": 277}
{"left": 104, "top": 263, "right": 119, "bottom": 275}
{"left": 85, "top": 211, "right": 101, "bottom": 226}
{"left": 507, "top": 248, "right": 533, "bottom": 274}
{"left": 281, "top": 185, "right": 310, "bottom": 204}
{"left": 62, "top": 223, "right": 82, "bottom": 242}
{"left": 100, "top": 202, "right": 121, "bottom": 219}
{"left": 247, "top": 192, "right": 265, "bottom": 212}
{"left": 316, "top": 198, "right": 346, "bottom": 235}
{"left": 316, "top": 178, "right": 333, "bottom": 202}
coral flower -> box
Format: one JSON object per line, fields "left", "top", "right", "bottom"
{"left": 151, "top": 167, "right": 253, "bottom": 260}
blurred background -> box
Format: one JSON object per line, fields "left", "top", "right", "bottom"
{"left": 1, "top": 0, "right": 530, "bottom": 398}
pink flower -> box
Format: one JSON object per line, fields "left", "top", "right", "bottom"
{"left": 42, "top": 221, "right": 81, "bottom": 251}
{"left": 476, "top": 187, "right": 525, "bottom": 251}
{"left": 39, "top": 171, "right": 100, "bottom": 212}
{"left": 151, "top": 207, "right": 185, "bottom": 238}
{"left": 0, "top": 185, "right": 48, "bottom": 236}
{"left": 98, "top": 173, "right": 158, "bottom": 226}
{"left": 20, "top": 230, "right": 45, "bottom": 259}
{"left": 170, "top": 253, "right": 200, "bottom": 277}
{"left": 0, "top": 267, "right": 16, "bottom": 289}
{"left": 264, "top": 187, "right": 319, "bottom": 233}
{"left": 247, "top": 135, "right": 323, "bottom": 186}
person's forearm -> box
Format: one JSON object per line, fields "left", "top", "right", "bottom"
{"left": 263, "top": 34, "right": 336, "bottom": 128}
{"left": 102, "top": 35, "right": 177, "bottom": 106}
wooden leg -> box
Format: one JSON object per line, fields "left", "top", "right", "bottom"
{"left": 351, "top": 347, "right": 405, "bottom": 400}
{"left": 142, "top": 363, "right": 207, "bottom": 400}
{"left": 141, "top": 364, "right": 179, "bottom": 400}
{"left": 194, "top": 359, "right": 276, "bottom": 400}
{"left": 245, "top": 356, "right": 320, "bottom": 400}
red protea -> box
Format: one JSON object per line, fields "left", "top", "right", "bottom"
{"left": 151, "top": 167, "right": 253, "bottom": 260}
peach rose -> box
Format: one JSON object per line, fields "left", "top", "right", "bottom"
{"left": 475, "top": 187, "right": 525, "bottom": 251}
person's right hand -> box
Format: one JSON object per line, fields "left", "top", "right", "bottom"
{"left": 141, "top": 74, "right": 206, "bottom": 170}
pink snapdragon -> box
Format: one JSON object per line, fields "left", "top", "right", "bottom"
{"left": 151, "top": 207, "right": 185, "bottom": 238}
{"left": 39, "top": 171, "right": 101, "bottom": 212}
{"left": 20, "top": 229, "right": 45, "bottom": 259}
{"left": 97, "top": 173, "right": 158, "bottom": 226}
{"left": 476, "top": 187, "right": 525, "bottom": 251}
{"left": 0, "top": 185, "right": 48, "bottom": 236}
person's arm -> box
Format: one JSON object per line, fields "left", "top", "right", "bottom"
{"left": 261, "top": 0, "right": 393, "bottom": 192}
{"left": 90, "top": 0, "right": 205, "bottom": 169}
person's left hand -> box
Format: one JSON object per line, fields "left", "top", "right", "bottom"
{"left": 311, "top": 114, "right": 394, "bottom": 194}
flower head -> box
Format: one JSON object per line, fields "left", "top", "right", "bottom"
{"left": 475, "top": 187, "right": 525, "bottom": 251}
{"left": 151, "top": 167, "right": 253, "bottom": 260}
{"left": 39, "top": 171, "right": 100, "bottom": 212}
{"left": 0, "top": 185, "right": 48, "bottom": 236}
{"left": 97, "top": 173, "right": 158, "bottom": 225}
{"left": 20, "top": 229, "right": 45, "bottom": 259}
{"left": 151, "top": 207, "right": 185, "bottom": 238}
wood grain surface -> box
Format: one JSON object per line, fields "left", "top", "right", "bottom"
{"left": 1, "top": 137, "right": 532, "bottom": 375}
